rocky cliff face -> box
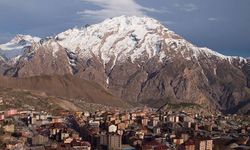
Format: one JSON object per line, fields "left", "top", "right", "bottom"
{"left": 0, "top": 16, "right": 249, "bottom": 113}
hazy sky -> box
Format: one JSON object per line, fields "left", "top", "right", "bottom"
{"left": 0, "top": 0, "right": 249, "bottom": 57}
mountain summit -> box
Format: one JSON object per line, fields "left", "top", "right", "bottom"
{"left": 0, "top": 16, "right": 249, "bottom": 114}
{"left": 56, "top": 16, "right": 245, "bottom": 64}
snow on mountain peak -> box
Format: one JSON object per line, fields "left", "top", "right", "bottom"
{"left": 56, "top": 16, "right": 175, "bottom": 65}
{"left": 0, "top": 16, "right": 246, "bottom": 65}
{"left": 41, "top": 39, "right": 62, "bottom": 58}
{"left": 57, "top": 15, "right": 242, "bottom": 66}
{"left": 0, "top": 34, "right": 41, "bottom": 60}
{"left": 101, "top": 16, "right": 165, "bottom": 31}
{"left": 10, "top": 34, "right": 40, "bottom": 44}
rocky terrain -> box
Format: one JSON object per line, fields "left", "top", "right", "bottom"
{"left": 0, "top": 16, "right": 249, "bottom": 114}
{"left": 0, "top": 87, "right": 130, "bottom": 114}
{"left": 0, "top": 75, "right": 129, "bottom": 108}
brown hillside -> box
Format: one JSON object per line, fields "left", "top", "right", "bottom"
{"left": 0, "top": 75, "right": 127, "bottom": 108}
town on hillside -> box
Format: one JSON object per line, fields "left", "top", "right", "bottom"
{"left": 0, "top": 105, "right": 249, "bottom": 150}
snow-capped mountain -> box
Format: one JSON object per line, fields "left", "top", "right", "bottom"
{"left": 0, "top": 16, "right": 249, "bottom": 114}
{"left": 1, "top": 16, "right": 247, "bottom": 68}
{"left": 56, "top": 16, "right": 246, "bottom": 64}
{"left": 0, "top": 34, "right": 40, "bottom": 60}
{"left": 56, "top": 16, "right": 168, "bottom": 63}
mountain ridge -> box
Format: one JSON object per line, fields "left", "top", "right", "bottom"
{"left": 0, "top": 16, "right": 247, "bottom": 62}
{"left": 0, "top": 16, "right": 249, "bottom": 114}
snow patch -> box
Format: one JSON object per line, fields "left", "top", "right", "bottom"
{"left": 50, "top": 41, "right": 60, "bottom": 58}
{"left": 213, "top": 68, "right": 217, "bottom": 75}
{"left": 106, "top": 77, "right": 110, "bottom": 85}
{"left": 0, "top": 34, "right": 40, "bottom": 60}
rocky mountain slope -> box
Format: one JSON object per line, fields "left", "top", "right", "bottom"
{"left": 0, "top": 16, "right": 249, "bottom": 114}
{"left": 0, "top": 75, "right": 128, "bottom": 108}
{"left": 0, "top": 87, "right": 129, "bottom": 114}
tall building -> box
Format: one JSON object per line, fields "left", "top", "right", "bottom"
{"left": 99, "top": 133, "right": 122, "bottom": 150}
{"left": 100, "top": 134, "right": 107, "bottom": 144}
{"left": 195, "top": 139, "right": 213, "bottom": 150}
{"left": 108, "top": 134, "right": 122, "bottom": 150}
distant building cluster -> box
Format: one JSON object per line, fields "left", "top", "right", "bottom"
{"left": 0, "top": 106, "right": 249, "bottom": 150}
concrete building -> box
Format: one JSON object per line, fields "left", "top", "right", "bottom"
{"left": 109, "top": 124, "right": 118, "bottom": 133}
{"left": 108, "top": 134, "right": 122, "bottom": 150}
{"left": 30, "top": 134, "right": 49, "bottom": 146}
{"left": 0, "top": 114, "right": 4, "bottom": 121}
{"left": 181, "top": 139, "right": 195, "bottom": 150}
{"left": 195, "top": 139, "right": 213, "bottom": 150}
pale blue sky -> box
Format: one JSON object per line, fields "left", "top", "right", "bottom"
{"left": 0, "top": 0, "right": 249, "bottom": 57}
